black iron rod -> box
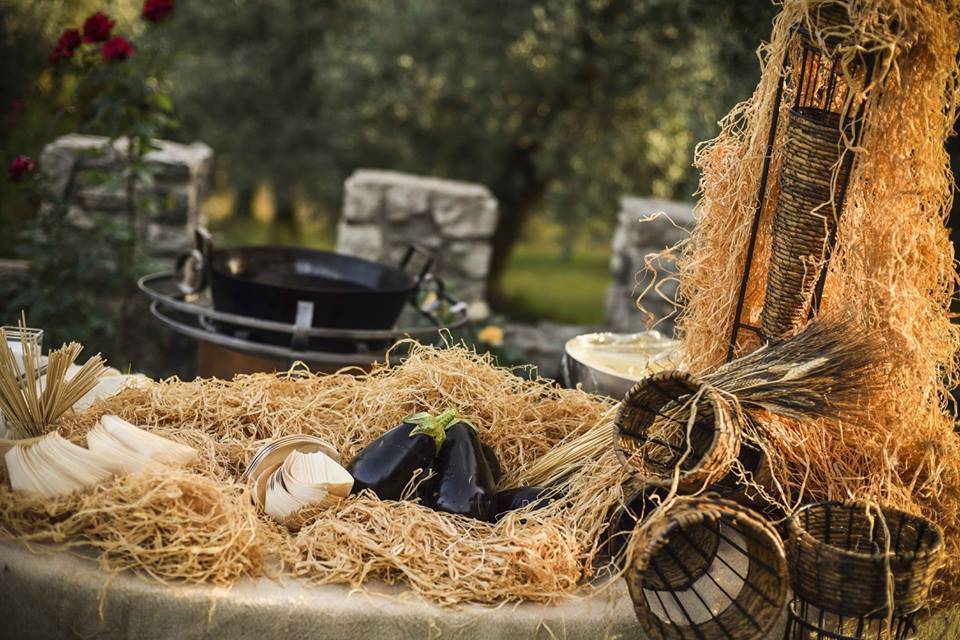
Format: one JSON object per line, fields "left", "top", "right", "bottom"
{"left": 639, "top": 406, "right": 713, "bottom": 435}
{"left": 796, "top": 42, "right": 809, "bottom": 109}
{"left": 648, "top": 585, "right": 676, "bottom": 636}
{"left": 728, "top": 47, "right": 790, "bottom": 361}
{"left": 713, "top": 531, "right": 782, "bottom": 582}
{"left": 648, "top": 560, "right": 698, "bottom": 637}
{"left": 659, "top": 545, "right": 733, "bottom": 640}
{"left": 674, "top": 525, "right": 775, "bottom": 615}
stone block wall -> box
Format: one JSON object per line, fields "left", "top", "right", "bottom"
{"left": 336, "top": 170, "right": 499, "bottom": 319}
{"left": 40, "top": 134, "right": 213, "bottom": 259}
{"left": 604, "top": 197, "right": 696, "bottom": 336}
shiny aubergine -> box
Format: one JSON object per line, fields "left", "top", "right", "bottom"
{"left": 347, "top": 409, "right": 457, "bottom": 501}
{"left": 481, "top": 442, "right": 503, "bottom": 485}
{"left": 490, "top": 486, "right": 554, "bottom": 522}
{"left": 422, "top": 421, "right": 496, "bottom": 520}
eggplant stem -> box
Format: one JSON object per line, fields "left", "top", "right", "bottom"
{"left": 435, "top": 408, "right": 459, "bottom": 429}
{"left": 407, "top": 408, "right": 459, "bottom": 452}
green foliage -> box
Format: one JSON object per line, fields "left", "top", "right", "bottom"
{"left": 3, "top": 201, "right": 127, "bottom": 355}
{"left": 165, "top": 0, "right": 775, "bottom": 287}
{"left": 1, "top": 1, "right": 781, "bottom": 345}
{"left": 499, "top": 243, "right": 611, "bottom": 325}
{"left": 1, "top": 3, "right": 178, "bottom": 369}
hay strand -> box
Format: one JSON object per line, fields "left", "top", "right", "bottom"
{"left": 0, "top": 343, "right": 627, "bottom": 604}
{"left": 673, "top": 0, "right": 960, "bottom": 607}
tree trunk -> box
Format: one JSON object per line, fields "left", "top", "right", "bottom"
{"left": 559, "top": 218, "right": 580, "bottom": 264}
{"left": 233, "top": 184, "right": 254, "bottom": 219}
{"left": 273, "top": 182, "right": 297, "bottom": 229}
{"left": 486, "top": 145, "right": 547, "bottom": 305}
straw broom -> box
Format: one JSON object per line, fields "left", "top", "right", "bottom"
{"left": 704, "top": 315, "right": 884, "bottom": 422}
{"left": 523, "top": 315, "right": 883, "bottom": 487}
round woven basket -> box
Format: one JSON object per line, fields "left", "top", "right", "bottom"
{"left": 625, "top": 498, "right": 789, "bottom": 640}
{"left": 614, "top": 371, "right": 740, "bottom": 489}
{"left": 784, "top": 597, "right": 918, "bottom": 640}
{"left": 761, "top": 106, "right": 847, "bottom": 340}
{"left": 802, "top": 1, "right": 852, "bottom": 49}
{"left": 786, "top": 501, "right": 944, "bottom": 618}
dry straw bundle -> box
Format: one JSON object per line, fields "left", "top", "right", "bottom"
{"left": 1, "top": 469, "right": 264, "bottom": 584}
{"left": 674, "top": 0, "right": 960, "bottom": 606}
{"left": 0, "top": 343, "right": 629, "bottom": 604}
{"left": 0, "top": 324, "right": 107, "bottom": 439}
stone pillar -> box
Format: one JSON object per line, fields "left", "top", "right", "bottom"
{"left": 336, "top": 170, "right": 499, "bottom": 319}
{"left": 40, "top": 134, "right": 213, "bottom": 259}
{"left": 604, "top": 197, "right": 695, "bottom": 336}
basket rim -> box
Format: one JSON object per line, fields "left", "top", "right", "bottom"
{"left": 628, "top": 498, "right": 789, "bottom": 640}
{"left": 634, "top": 497, "right": 788, "bottom": 573}
{"left": 614, "top": 370, "right": 733, "bottom": 486}
{"left": 787, "top": 500, "right": 945, "bottom": 564}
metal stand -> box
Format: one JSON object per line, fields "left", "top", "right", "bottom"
{"left": 138, "top": 272, "right": 469, "bottom": 368}
{"left": 784, "top": 599, "right": 917, "bottom": 640}
{"left": 727, "top": 18, "right": 877, "bottom": 361}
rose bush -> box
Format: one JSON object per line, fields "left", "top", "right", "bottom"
{"left": 82, "top": 12, "right": 115, "bottom": 43}
{"left": 49, "top": 28, "right": 82, "bottom": 63}
{"left": 7, "top": 155, "right": 35, "bottom": 183}
{"left": 102, "top": 36, "right": 135, "bottom": 62}
{"left": 4, "top": 1, "right": 181, "bottom": 371}
{"left": 142, "top": 0, "right": 175, "bottom": 23}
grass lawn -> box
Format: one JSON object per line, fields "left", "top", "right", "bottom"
{"left": 498, "top": 244, "right": 611, "bottom": 325}
{"left": 207, "top": 206, "right": 612, "bottom": 326}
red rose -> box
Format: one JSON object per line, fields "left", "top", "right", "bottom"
{"left": 82, "top": 12, "right": 115, "bottom": 43}
{"left": 142, "top": 0, "right": 175, "bottom": 23}
{"left": 8, "top": 155, "right": 36, "bottom": 183}
{"left": 49, "top": 28, "right": 82, "bottom": 64}
{"left": 102, "top": 36, "right": 135, "bottom": 62}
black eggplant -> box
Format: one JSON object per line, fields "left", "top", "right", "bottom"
{"left": 422, "top": 421, "right": 496, "bottom": 520}
{"left": 347, "top": 409, "right": 458, "bottom": 501}
{"left": 490, "top": 486, "right": 554, "bottom": 521}
{"left": 481, "top": 442, "right": 503, "bottom": 485}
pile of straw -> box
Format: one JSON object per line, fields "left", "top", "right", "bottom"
{"left": 0, "top": 344, "right": 627, "bottom": 604}
{"left": 675, "top": 0, "right": 960, "bottom": 605}
{"left": 0, "top": 469, "right": 263, "bottom": 584}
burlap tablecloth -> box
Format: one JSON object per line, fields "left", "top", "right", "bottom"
{"left": 0, "top": 540, "right": 645, "bottom": 639}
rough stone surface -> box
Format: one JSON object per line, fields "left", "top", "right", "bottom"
{"left": 39, "top": 134, "right": 213, "bottom": 260}
{"left": 433, "top": 194, "right": 498, "bottom": 238}
{"left": 604, "top": 197, "right": 696, "bottom": 336}
{"left": 342, "top": 175, "right": 383, "bottom": 222}
{"left": 337, "top": 169, "right": 499, "bottom": 318}
{"left": 385, "top": 183, "right": 430, "bottom": 221}
{"left": 445, "top": 241, "right": 492, "bottom": 279}
{"left": 502, "top": 321, "right": 598, "bottom": 381}
{"left": 336, "top": 222, "right": 384, "bottom": 263}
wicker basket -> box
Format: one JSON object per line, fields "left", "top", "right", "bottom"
{"left": 614, "top": 371, "right": 741, "bottom": 489}
{"left": 625, "top": 498, "right": 788, "bottom": 640}
{"left": 761, "top": 106, "right": 847, "bottom": 340}
{"left": 784, "top": 597, "right": 919, "bottom": 640}
{"left": 786, "top": 501, "right": 944, "bottom": 618}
